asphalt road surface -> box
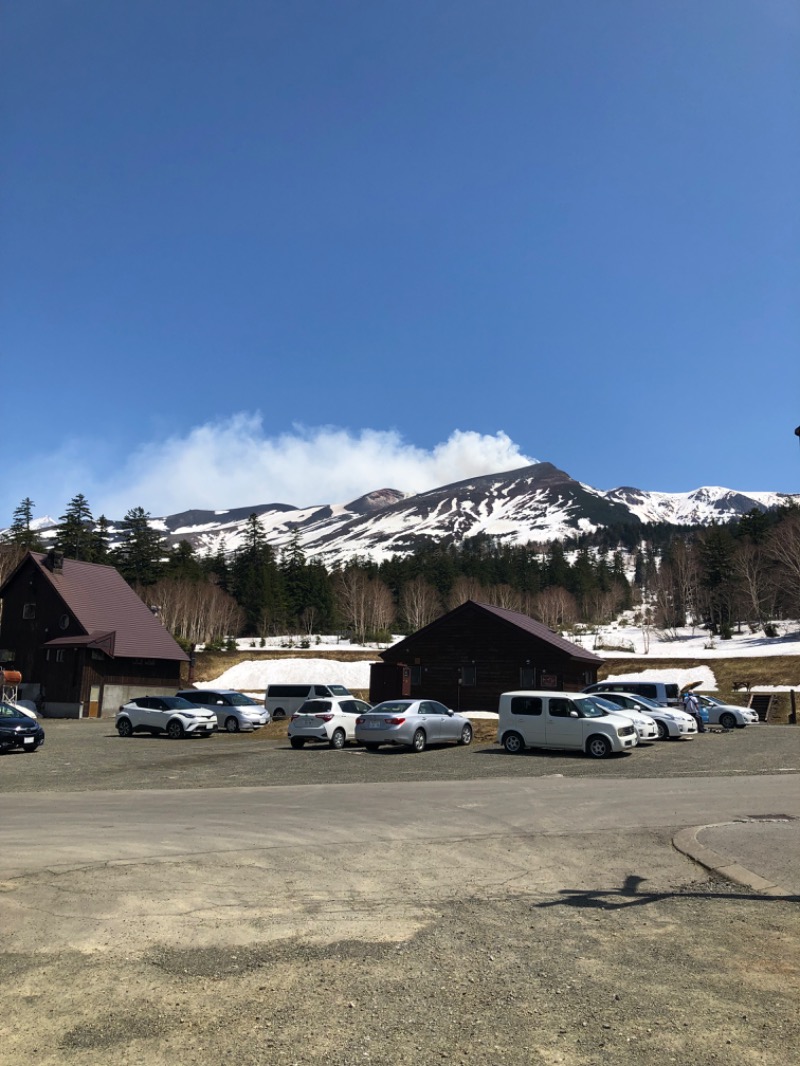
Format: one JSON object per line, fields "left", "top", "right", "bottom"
{"left": 1, "top": 722, "right": 798, "bottom": 1066}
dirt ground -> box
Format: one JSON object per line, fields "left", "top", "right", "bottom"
{"left": 2, "top": 821, "right": 798, "bottom": 1066}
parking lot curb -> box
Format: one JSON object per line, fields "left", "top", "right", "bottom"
{"left": 672, "top": 824, "right": 793, "bottom": 898}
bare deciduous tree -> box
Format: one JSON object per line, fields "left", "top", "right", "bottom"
{"left": 485, "top": 584, "right": 524, "bottom": 611}
{"left": 400, "top": 577, "right": 441, "bottom": 631}
{"left": 140, "top": 577, "right": 243, "bottom": 645}
{"left": 767, "top": 514, "right": 800, "bottom": 615}
{"left": 534, "top": 586, "right": 577, "bottom": 630}
{"left": 446, "top": 576, "right": 488, "bottom": 610}
{"left": 732, "top": 540, "right": 776, "bottom": 630}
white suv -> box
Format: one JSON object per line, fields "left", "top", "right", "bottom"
{"left": 288, "top": 696, "right": 372, "bottom": 749}
{"left": 116, "top": 696, "right": 217, "bottom": 739}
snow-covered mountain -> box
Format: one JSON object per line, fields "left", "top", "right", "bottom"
{"left": 13, "top": 462, "right": 798, "bottom": 566}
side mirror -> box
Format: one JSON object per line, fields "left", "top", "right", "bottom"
{"left": 570, "top": 710, "right": 580, "bottom": 718}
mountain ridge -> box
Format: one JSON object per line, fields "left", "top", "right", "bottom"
{"left": 13, "top": 460, "right": 797, "bottom": 566}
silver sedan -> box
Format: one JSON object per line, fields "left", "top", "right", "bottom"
{"left": 355, "top": 699, "right": 473, "bottom": 753}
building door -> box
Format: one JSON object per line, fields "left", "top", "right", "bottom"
{"left": 87, "top": 684, "right": 102, "bottom": 718}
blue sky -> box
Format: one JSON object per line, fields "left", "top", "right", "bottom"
{"left": 2, "top": 1, "right": 798, "bottom": 525}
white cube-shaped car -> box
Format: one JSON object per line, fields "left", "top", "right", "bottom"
{"left": 497, "top": 691, "right": 638, "bottom": 758}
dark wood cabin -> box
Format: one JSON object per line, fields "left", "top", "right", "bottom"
{"left": 0, "top": 549, "right": 189, "bottom": 718}
{"left": 371, "top": 599, "right": 602, "bottom": 712}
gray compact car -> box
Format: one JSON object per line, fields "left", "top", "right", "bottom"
{"left": 354, "top": 699, "right": 473, "bottom": 753}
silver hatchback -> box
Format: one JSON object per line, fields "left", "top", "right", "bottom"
{"left": 355, "top": 699, "right": 473, "bottom": 753}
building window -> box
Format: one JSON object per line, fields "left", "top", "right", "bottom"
{"left": 23, "top": 603, "right": 36, "bottom": 620}
{"left": 459, "top": 665, "right": 476, "bottom": 687}
{"left": 410, "top": 665, "right": 422, "bottom": 686}
{"left": 55, "top": 650, "right": 65, "bottom": 663}
{"left": 520, "top": 667, "right": 536, "bottom": 688}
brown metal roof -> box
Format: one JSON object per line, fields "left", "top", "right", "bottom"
{"left": 472, "top": 601, "right": 603, "bottom": 663}
{"left": 387, "top": 599, "right": 603, "bottom": 664}
{"left": 27, "top": 552, "right": 189, "bottom": 662}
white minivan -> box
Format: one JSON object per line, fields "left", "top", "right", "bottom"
{"left": 264, "top": 683, "right": 352, "bottom": 720}
{"left": 497, "top": 691, "right": 638, "bottom": 759}
{"left": 582, "top": 680, "right": 680, "bottom": 707}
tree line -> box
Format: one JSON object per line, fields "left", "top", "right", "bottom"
{"left": 2, "top": 494, "right": 799, "bottom": 646}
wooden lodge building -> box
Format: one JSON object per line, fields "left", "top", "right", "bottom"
{"left": 0, "top": 549, "right": 189, "bottom": 718}
{"left": 369, "top": 599, "right": 602, "bottom": 711}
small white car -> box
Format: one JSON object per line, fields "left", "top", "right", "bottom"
{"left": 694, "top": 694, "right": 760, "bottom": 729}
{"left": 116, "top": 696, "right": 217, "bottom": 739}
{"left": 497, "top": 691, "right": 638, "bottom": 759}
{"left": 587, "top": 695, "right": 659, "bottom": 743}
{"left": 591, "top": 692, "right": 697, "bottom": 740}
{"left": 288, "top": 696, "right": 372, "bottom": 749}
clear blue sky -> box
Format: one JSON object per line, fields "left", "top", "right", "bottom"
{"left": 2, "top": 1, "right": 798, "bottom": 525}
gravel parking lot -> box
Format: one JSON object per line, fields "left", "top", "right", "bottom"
{"left": 2, "top": 720, "right": 798, "bottom": 1066}
{"left": 2, "top": 718, "right": 798, "bottom": 793}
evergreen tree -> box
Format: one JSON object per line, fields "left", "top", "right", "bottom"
{"left": 55, "top": 493, "right": 95, "bottom": 561}
{"left": 698, "top": 524, "right": 737, "bottom": 636}
{"left": 229, "top": 514, "right": 284, "bottom": 634}
{"left": 113, "top": 506, "right": 165, "bottom": 586}
{"left": 91, "top": 516, "right": 112, "bottom": 563}
{"left": 4, "top": 497, "right": 43, "bottom": 550}
{"left": 165, "top": 539, "right": 204, "bottom": 581}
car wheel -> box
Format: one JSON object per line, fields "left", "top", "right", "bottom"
{"left": 656, "top": 720, "right": 669, "bottom": 740}
{"left": 166, "top": 719, "right": 185, "bottom": 740}
{"left": 116, "top": 718, "right": 134, "bottom": 738}
{"left": 586, "top": 735, "right": 612, "bottom": 759}
{"left": 290, "top": 737, "right": 306, "bottom": 749}
{"left": 225, "top": 716, "right": 240, "bottom": 733}
{"left": 411, "top": 728, "right": 426, "bottom": 753}
{"left": 458, "top": 724, "right": 473, "bottom": 746}
{"left": 363, "top": 742, "right": 380, "bottom": 751}
{"left": 330, "top": 728, "right": 346, "bottom": 750}
{"left": 720, "top": 712, "right": 737, "bottom": 730}
{"left": 273, "top": 708, "right": 286, "bottom": 720}
{"left": 502, "top": 732, "right": 524, "bottom": 754}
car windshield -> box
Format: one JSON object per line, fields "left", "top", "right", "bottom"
{"left": 329, "top": 685, "right": 350, "bottom": 696}
{"left": 575, "top": 697, "right": 609, "bottom": 718}
{"left": 162, "top": 697, "right": 195, "bottom": 709}
{"left": 369, "top": 702, "right": 410, "bottom": 715}
{"left": 0, "top": 703, "right": 25, "bottom": 718}
{"left": 590, "top": 696, "right": 629, "bottom": 714}
{"left": 226, "top": 693, "right": 259, "bottom": 705}
{"left": 626, "top": 694, "right": 662, "bottom": 709}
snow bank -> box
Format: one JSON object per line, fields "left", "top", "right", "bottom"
{"left": 603, "top": 665, "right": 717, "bottom": 691}
{"left": 199, "top": 658, "right": 375, "bottom": 693}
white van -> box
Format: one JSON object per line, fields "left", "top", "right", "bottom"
{"left": 497, "top": 691, "right": 638, "bottom": 759}
{"left": 265, "top": 683, "right": 352, "bottom": 720}
{"left": 582, "top": 680, "right": 680, "bottom": 707}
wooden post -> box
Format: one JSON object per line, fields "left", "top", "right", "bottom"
{"left": 790, "top": 689, "right": 797, "bottom": 725}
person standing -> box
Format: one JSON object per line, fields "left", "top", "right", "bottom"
{"left": 683, "top": 690, "right": 706, "bottom": 733}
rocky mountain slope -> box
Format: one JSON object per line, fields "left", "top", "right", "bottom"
{"left": 34, "top": 460, "right": 790, "bottom": 566}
